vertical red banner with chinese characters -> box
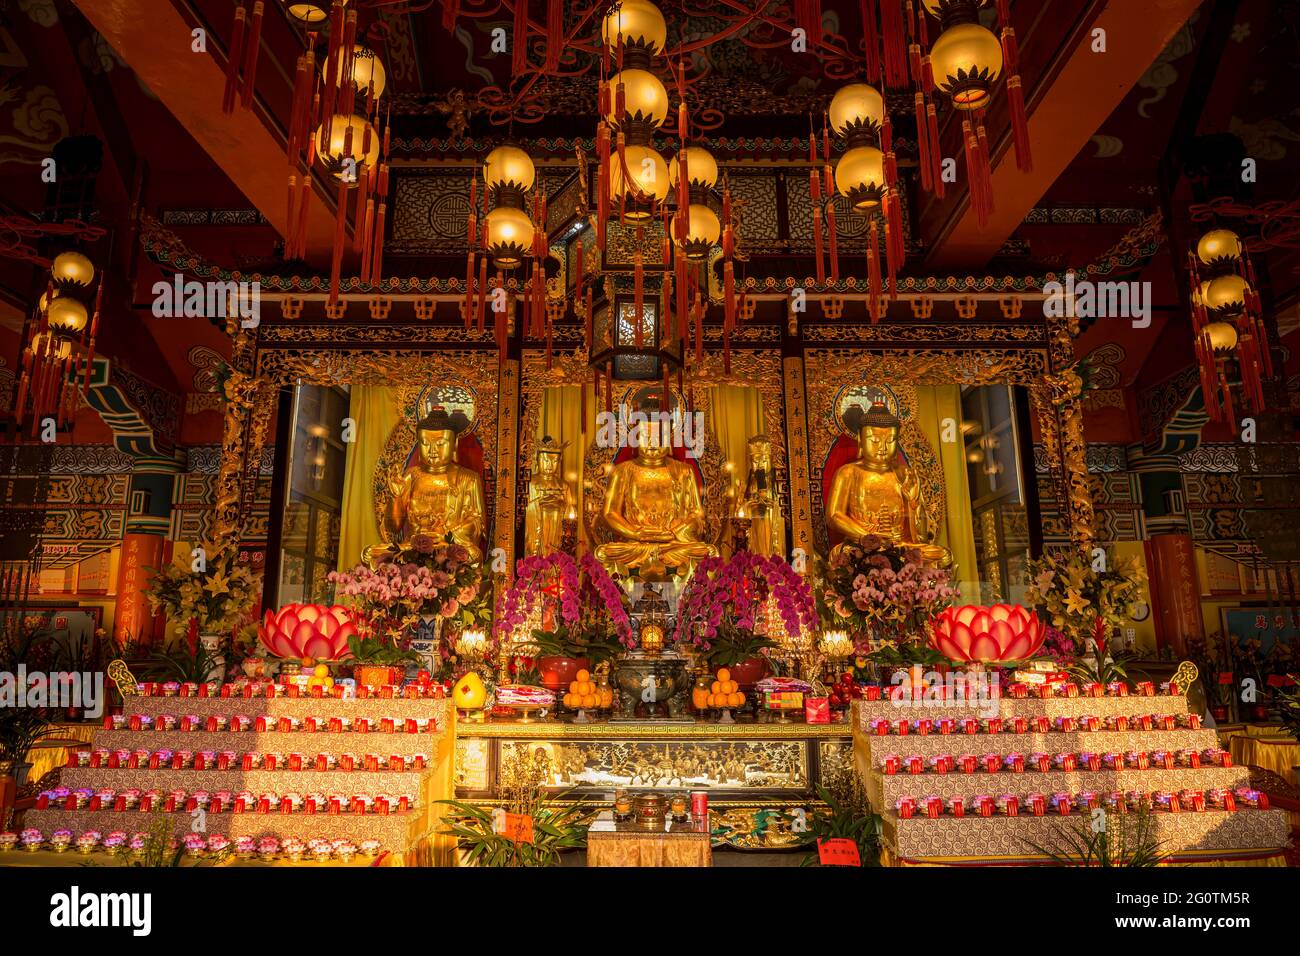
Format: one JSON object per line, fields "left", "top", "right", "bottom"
{"left": 113, "top": 533, "right": 164, "bottom": 646}
{"left": 1145, "top": 534, "right": 1204, "bottom": 656}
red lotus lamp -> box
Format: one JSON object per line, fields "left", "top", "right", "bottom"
{"left": 258, "top": 604, "right": 358, "bottom": 661}
{"left": 930, "top": 604, "right": 1045, "bottom": 663}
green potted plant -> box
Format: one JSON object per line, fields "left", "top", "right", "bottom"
{"left": 437, "top": 747, "right": 588, "bottom": 866}
{"left": 346, "top": 634, "right": 420, "bottom": 688}
{"left": 800, "top": 779, "right": 882, "bottom": 867}
{"left": 0, "top": 707, "right": 53, "bottom": 788}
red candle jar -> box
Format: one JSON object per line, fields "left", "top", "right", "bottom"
{"left": 959, "top": 754, "right": 978, "bottom": 774}
{"left": 895, "top": 719, "right": 910, "bottom": 736}
{"left": 983, "top": 754, "right": 1000, "bottom": 773}
{"left": 906, "top": 756, "right": 924, "bottom": 775}
{"left": 882, "top": 755, "right": 901, "bottom": 775}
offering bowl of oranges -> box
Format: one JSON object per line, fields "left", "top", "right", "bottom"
{"left": 692, "top": 668, "right": 745, "bottom": 724}
{"left": 561, "top": 669, "right": 614, "bottom": 723}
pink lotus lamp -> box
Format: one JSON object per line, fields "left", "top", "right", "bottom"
{"left": 930, "top": 604, "right": 1045, "bottom": 663}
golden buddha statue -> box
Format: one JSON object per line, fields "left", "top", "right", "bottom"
{"left": 595, "top": 421, "right": 718, "bottom": 580}
{"left": 525, "top": 435, "right": 574, "bottom": 557}
{"left": 363, "top": 407, "right": 485, "bottom": 567}
{"left": 741, "top": 433, "right": 782, "bottom": 558}
{"left": 826, "top": 402, "right": 951, "bottom": 567}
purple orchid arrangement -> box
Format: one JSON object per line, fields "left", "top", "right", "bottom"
{"left": 673, "top": 552, "right": 818, "bottom": 653}
{"left": 495, "top": 552, "right": 634, "bottom": 651}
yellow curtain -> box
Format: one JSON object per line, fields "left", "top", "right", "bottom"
{"left": 702, "top": 384, "right": 784, "bottom": 559}
{"left": 337, "top": 385, "right": 403, "bottom": 572}
{"left": 913, "top": 386, "right": 979, "bottom": 601}
{"left": 536, "top": 383, "right": 598, "bottom": 552}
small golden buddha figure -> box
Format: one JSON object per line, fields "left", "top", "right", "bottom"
{"left": 363, "top": 407, "right": 485, "bottom": 567}
{"left": 595, "top": 421, "right": 718, "bottom": 580}
{"left": 524, "top": 435, "right": 575, "bottom": 557}
{"left": 741, "top": 433, "right": 782, "bottom": 558}
{"left": 826, "top": 402, "right": 951, "bottom": 567}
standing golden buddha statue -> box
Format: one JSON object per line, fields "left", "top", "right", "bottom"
{"left": 363, "top": 407, "right": 485, "bottom": 567}
{"left": 741, "top": 433, "right": 782, "bottom": 557}
{"left": 595, "top": 422, "right": 717, "bottom": 580}
{"left": 826, "top": 402, "right": 951, "bottom": 567}
{"left": 524, "top": 435, "right": 574, "bottom": 557}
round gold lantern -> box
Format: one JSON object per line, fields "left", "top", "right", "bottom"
{"left": 1203, "top": 321, "right": 1238, "bottom": 355}
{"left": 1196, "top": 228, "right": 1243, "bottom": 267}
{"left": 669, "top": 145, "right": 719, "bottom": 189}
{"left": 484, "top": 144, "right": 536, "bottom": 193}
{"left": 484, "top": 206, "right": 535, "bottom": 268}
{"left": 835, "top": 144, "right": 886, "bottom": 212}
{"left": 1200, "top": 274, "right": 1250, "bottom": 318}
{"left": 677, "top": 204, "right": 721, "bottom": 260}
{"left": 828, "top": 83, "right": 885, "bottom": 138}
{"left": 601, "top": 0, "right": 668, "bottom": 55}
{"left": 51, "top": 250, "right": 95, "bottom": 289}
{"left": 611, "top": 143, "right": 670, "bottom": 216}
{"left": 317, "top": 114, "right": 380, "bottom": 181}
{"left": 929, "top": 21, "right": 1004, "bottom": 110}
{"left": 605, "top": 68, "right": 670, "bottom": 131}
{"left": 323, "top": 44, "right": 387, "bottom": 99}
{"left": 46, "top": 294, "right": 89, "bottom": 335}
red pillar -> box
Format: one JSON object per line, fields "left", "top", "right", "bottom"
{"left": 1144, "top": 533, "right": 1204, "bottom": 657}
{"left": 113, "top": 533, "right": 166, "bottom": 646}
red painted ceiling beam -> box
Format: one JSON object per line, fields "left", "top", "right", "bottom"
{"left": 922, "top": 0, "right": 1204, "bottom": 271}
{"left": 71, "top": 0, "right": 337, "bottom": 259}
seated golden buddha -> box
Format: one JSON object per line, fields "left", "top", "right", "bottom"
{"left": 826, "top": 402, "right": 951, "bottom": 567}
{"left": 595, "top": 422, "right": 717, "bottom": 580}
{"left": 362, "top": 407, "right": 485, "bottom": 568}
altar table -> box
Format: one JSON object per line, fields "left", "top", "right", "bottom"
{"left": 1219, "top": 724, "right": 1300, "bottom": 785}
{"left": 585, "top": 811, "right": 712, "bottom": 867}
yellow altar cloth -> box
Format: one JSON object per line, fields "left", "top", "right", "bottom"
{"left": 24, "top": 723, "right": 97, "bottom": 785}
{"left": 1219, "top": 724, "right": 1299, "bottom": 785}
{"left": 586, "top": 812, "right": 712, "bottom": 867}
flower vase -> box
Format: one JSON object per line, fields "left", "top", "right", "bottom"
{"left": 198, "top": 634, "right": 226, "bottom": 684}
{"left": 408, "top": 614, "right": 441, "bottom": 677}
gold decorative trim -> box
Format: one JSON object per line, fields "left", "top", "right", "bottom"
{"left": 783, "top": 356, "right": 815, "bottom": 557}
{"left": 456, "top": 721, "right": 854, "bottom": 740}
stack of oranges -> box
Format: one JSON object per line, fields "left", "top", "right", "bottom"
{"left": 693, "top": 668, "right": 744, "bottom": 710}
{"left": 562, "top": 669, "right": 613, "bottom": 711}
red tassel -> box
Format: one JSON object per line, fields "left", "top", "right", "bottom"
{"left": 867, "top": 218, "right": 882, "bottom": 323}
{"left": 913, "top": 93, "right": 932, "bottom": 193}
{"left": 513, "top": 0, "right": 529, "bottom": 77}
{"left": 223, "top": 5, "right": 247, "bottom": 114}
{"left": 880, "top": 0, "right": 908, "bottom": 88}
{"left": 926, "top": 100, "right": 944, "bottom": 198}
{"left": 812, "top": 204, "right": 825, "bottom": 284}
{"left": 329, "top": 175, "right": 349, "bottom": 306}
{"left": 862, "top": 0, "right": 881, "bottom": 84}
{"left": 693, "top": 292, "right": 703, "bottom": 363}
{"left": 546, "top": 0, "right": 563, "bottom": 71}
{"left": 443, "top": 0, "right": 459, "bottom": 31}
{"left": 240, "top": 2, "right": 264, "bottom": 108}
{"left": 476, "top": 257, "right": 488, "bottom": 331}
{"left": 826, "top": 204, "right": 840, "bottom": 282}
{"left": 1001, "top": 19, "right": 1033, "bottom": 175}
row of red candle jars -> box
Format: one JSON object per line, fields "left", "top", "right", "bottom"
{"left": 1004, "top": 681, "right": 1160, "bottom": 699}
{"left": 131, "top": 680, "right": 444, "bottom": 699}
{"left": 880, "top": 747, "right": 1230, "bottom": 775}
{"left": 116, "top": 714, "right": 436, "bottom": 733}
{"left": 75, "top": 750, "right": 426, "bottom": 772}
{"left": 895, "top": 789, "right": 1242, "bottom": 820}
{"left": 868, "top": 712, "right": 1198, "bottom": 736}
